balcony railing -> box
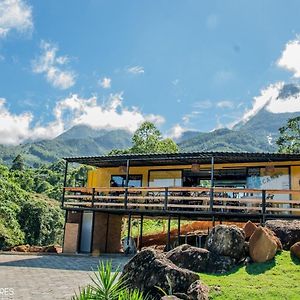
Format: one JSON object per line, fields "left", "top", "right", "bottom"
{"left": 62, "top": 186, "right": 300, "bottom": 219}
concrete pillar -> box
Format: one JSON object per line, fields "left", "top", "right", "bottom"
{"left": 63, "top": 211, "right": 82, "bottom": 253}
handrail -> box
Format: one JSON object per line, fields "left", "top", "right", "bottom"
{"left": 63, "top": 186, "right": 300, "bottom": 194}
{"left": 62, "top": 186, "right": 300, "bottom": 218}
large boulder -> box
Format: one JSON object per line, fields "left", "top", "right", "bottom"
{"left": 290, "top": 242, "right": 300, "bottom": 259}
{"left": 166, "top": 244, "right": 237, "bottom": 274}
{"left": 266, "top": 220, "right": 300, "bottom": 250}
{"left": 249, "top": 227, "right": 279, "bottom": 263}
{"left": 205, "top": 225, "right": 246, "bottom": 260}
{"left": 166, "top": 244, "right": 209, "bottom": 273}
{"left": 243, "top": 221, "right": 257, "bottom": 240}
{"left": 122, "top": 249, "right": 199, "bottom": 298}
{"left": 207, "top": 252, "right": 238, "bottom": 274}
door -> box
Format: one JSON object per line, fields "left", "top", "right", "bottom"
{"left": 80, "top": 211, "right": 93, "bottom": 253}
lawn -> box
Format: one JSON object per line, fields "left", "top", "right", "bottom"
{"left": 200, "top": 251, "right": 300, "bottom": 300}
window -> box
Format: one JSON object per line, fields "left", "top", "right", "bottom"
{"left": 149, "top": 170, "right": 182, "bottom": 187}
{"left": 110, "top": 175, "right": 142, "bottom": 187}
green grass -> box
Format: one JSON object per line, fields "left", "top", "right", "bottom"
{"left": 200, "top": 251, "right": 300, "bottom": 300}
{"left": 122, "top": 219, "right": 190, "bottom": 238}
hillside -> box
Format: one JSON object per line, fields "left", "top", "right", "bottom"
{"left": 0, "top": 163, "right": 64, "bottom": 248}
{"left": 180, "top": 83, "right": 300, "bottom": 153}
{"left": 179, "top": 109, "right": 300, "bottom": 153}
{"left": 0, "top": 125, "right": 132, "bottom": 166}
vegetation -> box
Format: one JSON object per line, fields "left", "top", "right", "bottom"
{"left": 109, "top": 121, "right": 178, "bottom": 155}
{"left": 0, "top": 163, "right": 64, "bottom": 248}
{"left": 72, "top": 261, "right": 148, "bottom": 300}
{"left": 276, "top": 116, "right": 300, "bottom": 153}
{"left": 201, "top": 251, "right": 300, "bottom": 300}
{"left": 0, "top": 156, "right": 93, "bottom": 249}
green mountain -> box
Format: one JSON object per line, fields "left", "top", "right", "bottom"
{"left": 0, "top": 125, "right": 132, "bottom": 166}
{"left": 179, "top": 109, "right": 300, "bottom": 153}
{"left": 179, "top": 83, "right": 300, "bottom": 152}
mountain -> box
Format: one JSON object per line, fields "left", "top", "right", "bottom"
{"left": 0, "top": 125, "right": 132, "bottom": 166}
{"left": 179, "top": 83, "right": 300, "bottom": 153}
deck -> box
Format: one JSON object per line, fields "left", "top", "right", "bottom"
{"left": 62, "top": 186, "right": 300, "bottom": 222}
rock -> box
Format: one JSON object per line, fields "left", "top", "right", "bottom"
{"left": 43, "top": 245, "right": 61, "bottom": 253}
{"left": 13, "top": 244, "right": 30, "bottom": 252}
{"left": 122, "top": 237, "right": 137, "bottom": 254}
{"left": 290, "top": 242, "right": 300, "bottom": 259}
{"left": 29, "top": 246, "right": 43, "bottom": 252}
{"left": 266, "top": 220, "right": 300, "bottom": 250}
{"left": 187, "top": 280, "right": 209, "bottom": 300}
{"left": 122, "top": 249, "right": 199, "bottom": 298}
{"left": 161, "top": 296, "right": 181, "bottom": 300}
{"left": 173, "top": 293, "right": 190, "bottom": 300}
{"left": 166, "top": 244, "right": 237, "bottom": 274}
{"left": 166, "top": 244, "right": 209, "bottom": 273}
{"left": 264, "top": 227, "right": 282, "bottom": 251}
{"left": 243, "top": 221, "right": 257, "bottom": 239}
{"left": 205, "top": 225, "right": 246, "bottom": 260}
{"left": 249, "top": 227, "right": 278, "bottom": 263}
{"left": 207, "top": 252, "right": 237, "bottom": 274}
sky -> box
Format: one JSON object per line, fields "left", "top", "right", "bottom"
{"left": 1, "top": 0, "right": 300, "bottom": 145}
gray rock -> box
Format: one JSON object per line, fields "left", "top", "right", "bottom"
{"left": 265, "top": 220, "right": 300, "bottom": 250}
{"left": 166, "top": 244, "right": 209, "bottom": 273}
{"left": 205, "top": 225, "right": 246, "bottom": 260}
{"left": 122, "top": 249, "right": 199, "bottom": 298}
{"left": 166, "top": 244, "right": 238, "bottom": 274}
{"left": 187, "top": 280, "right": 209, "bottom": 300}
{"left": 207, "top": 252, "right": 237, "bottom": 274}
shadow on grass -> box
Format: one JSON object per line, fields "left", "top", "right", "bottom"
{"left": 245, "top": 258, "right": 276, "bottom": 275}
{"left": 290, "top": 253, "right": 300, "bottom": 265}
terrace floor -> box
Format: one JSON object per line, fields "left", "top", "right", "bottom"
{"left": 0, "top": 253, "right": 130, "bottom": 300}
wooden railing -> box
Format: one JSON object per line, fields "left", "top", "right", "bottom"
{"left": 62, "top": 186, "right": 300, "bottom": 217}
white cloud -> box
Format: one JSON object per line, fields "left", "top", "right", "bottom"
{"left": 99, "top": 77, "right": 111, "bottom": 89}
{"left": 127, "top": 65, "right": 145, "bottom": 74}
{"left": 277, "top": 37, "right": 300, "bottom": 78}
{"left": 0, "top": 93, "right": 165, "bottom": 145}
{"left": 216, "top": 100, "right": 234, "bottom": 109}
{"left": 169, "top": 124, "right": 186, "bottom": 139}
{"left": 32, "top": 41, "right": 76, "bottom": 89}
{"left": 0, "top": 0, "right": 32, "bottom": 38}
{"left": 233, "top": 81, "right": 300, "bottom": 127}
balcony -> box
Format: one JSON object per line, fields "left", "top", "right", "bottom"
{"left": 62, "top": 186, "right": 300, "bottom": 221}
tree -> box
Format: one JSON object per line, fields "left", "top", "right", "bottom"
{"left": 109, "top": 121, "right": 179, "bottom": 154}
{"left": 11, "top": 154, "right": 25, "bottom": 171}
{"left": 276, "top": 116, "right": 300, "bottom": 153}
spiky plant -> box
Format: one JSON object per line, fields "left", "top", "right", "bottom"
{"left": 72, "top": 261, "right": 149, "bottom": 300}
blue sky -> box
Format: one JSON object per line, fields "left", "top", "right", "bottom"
{"left": 1, "top": 0, "right": 300, "bottom": 144}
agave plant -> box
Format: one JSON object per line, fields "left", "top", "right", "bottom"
{"left": 72, "top": 260, "right": 149, "bottom": 300}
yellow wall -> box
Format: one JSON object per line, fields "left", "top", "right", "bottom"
{"left": 87, "top": 161, "right": 300, "bottom": 188}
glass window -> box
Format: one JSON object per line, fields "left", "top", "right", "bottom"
{"left": 149, "top": 170, "right": 182, "bottom": 187}
{"left": 110, "top": 175, "right": 142, "bottom": 187}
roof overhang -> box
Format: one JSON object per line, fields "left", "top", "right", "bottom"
{"left": 63, "top": 152, "right": 300, "bottom": 168}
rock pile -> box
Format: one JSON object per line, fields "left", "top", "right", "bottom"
{"left": 122, "top": 222, "right": 300, "bottom": 299}
{"left": 10, "top": 244, "right": 61, "bottom": 253}
{"left": 265, "top": 220, "right": 300, "bottom": 250}
{"left": 122, "top": 248, "right": 208, "bottom": 300}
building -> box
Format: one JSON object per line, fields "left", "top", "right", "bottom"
{"left": 61, "top": 151, "right": 300, "bottom": 254}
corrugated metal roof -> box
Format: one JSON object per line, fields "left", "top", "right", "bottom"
{"left": 63, "top": 151, "right": 300, "bottom": 167}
